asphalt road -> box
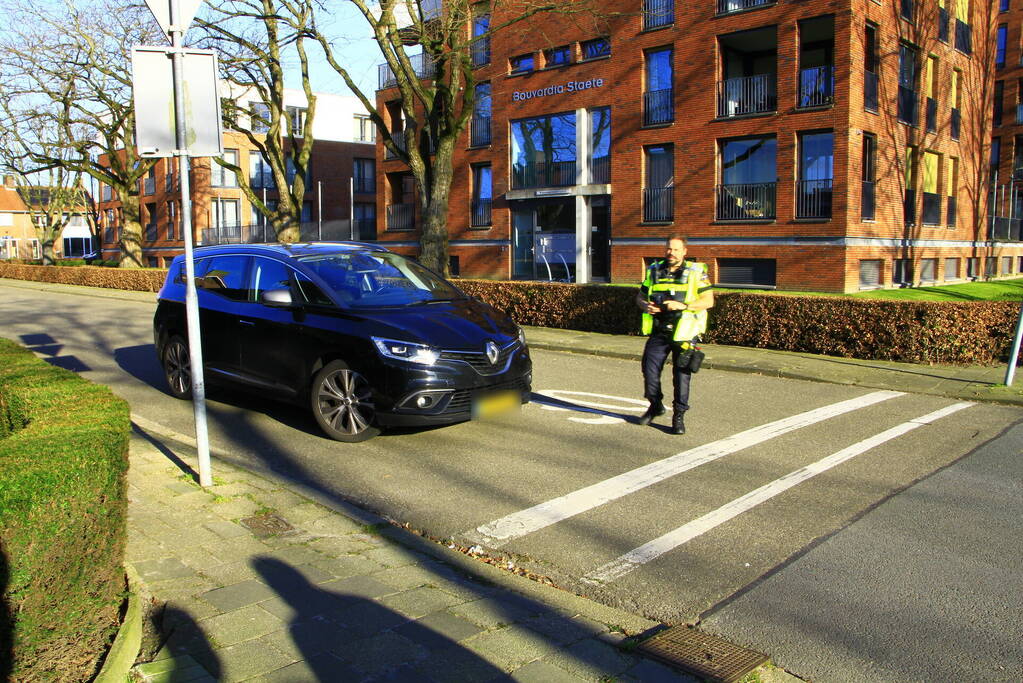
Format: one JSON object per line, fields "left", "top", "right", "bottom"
{"left": 2, "top": 282, "right": 1020, "bottom": 681}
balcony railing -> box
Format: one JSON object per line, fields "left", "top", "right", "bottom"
{"left": 644, "top": 186, "right": 674, "bottom": 222}
{"left": 955, "top": 20, "right": 972, "bottom": 55}
{"left": 922, "top": 191, "right": 941, "bottom": 225}
{"left": 951, "top": 107, "right": 961, "bottom": 139}
{"left": 591, "top": 155, "right": 611, "bottom": 184}
{"left": 386, "top": 203, "right": 415, "bottom": 231}
{"left": 143, "top": 177, "right": 155, "bottom": 195}
{"left": 864, "top": 71, "right": 879, "bottom": 112}
{"left": 798, "top": 66, "right": 834, "bottom": 108}
{"left": 378, "top": 53, "right": 435, "bottom": 90}
{"left": 946, "top": 196, "right": 956, "bottom": 227}
{"left": 145, "top": 223, "right": 158, "bottom": 242}
{"left": 716, "top": 182, "right": 776, "bottom": 220}
{"left": 470, "top": 115, "right": 491, "bottom": 147}
{"left": 717, "top": 0, "right": 774, "bottom": 15}
{"left": 795, "top": 178, "right": 833, "bottom": 219}
{"left": 989, "top": 216, "right": 1023, "bottom": 240}
{"left": 644, "top": 88, "right": 674, "bottom": 125}
{"left": 512, "top": 160, "right": 576, "bottom": 189}
{"left": 898, "top": 85, "right": 917, "bottom": 125}
{"left": 926, "top": 97, "right": 937, "bottom": 132}
{"left": 938, "top": 7, "right": 949, "bottom": 42}
{"left": 470, "top": 36, "right": 490, "bottom": 67}
{"left": 718, "top": 73, "right": 777, "bottom": 117}
{"left": 643, "top": 0, "right": 674, "bottom": 28}
{"left": 900, "top": 0, "right": 913, "bottom": 21}
{"left": 354, "top": 176, "right": 375, "bottom": 194}
{"left": 904, "top": 189, "right": 916, "bottom": 225}
{"left": 862, "top": 180, "right": 876, "bottom": 221}
{"left": 165, "top": 174, "right": 175, "bottom": 192}
{"left": 353, "top": 218, "right": 377, "bottom": 241}
{"left": 385, "top": 134, "right": 407, "bottom": 160}
{"left": 471, "top": 198, "right": 492, "bottom": 227}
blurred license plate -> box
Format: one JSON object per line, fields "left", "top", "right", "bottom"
{"left": 472, "top": 390, "right": 520, "bottom": 420}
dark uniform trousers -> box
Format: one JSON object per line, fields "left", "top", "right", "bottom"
{"left": 642, "top": 333, "right": 692, "bottom": 414}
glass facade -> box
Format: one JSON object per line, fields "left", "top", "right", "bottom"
{"left": 511, "top": 112, "right": 577, "bottom": 189}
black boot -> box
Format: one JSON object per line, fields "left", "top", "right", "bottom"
{"left": 671, "top": 412, "right": 686, "bottom": 435}
{"left": 637, "top": 402, "right": 665, "bottom": 425}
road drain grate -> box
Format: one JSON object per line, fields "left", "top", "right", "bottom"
{"left": 636, "top": 626, "right": 768, "bottom": 683}
{"left": 240, "top": 512, "right": 295, "bottom": 537}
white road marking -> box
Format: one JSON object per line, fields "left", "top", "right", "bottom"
{"left": 582, "top": 401, "right": 974, "bottom": 585}
{"left": 472, "top": 390, "right": 905, "bottom": 546}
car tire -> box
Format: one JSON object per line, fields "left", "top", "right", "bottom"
{"left": 163, "top": 335, "right": 193, "bottom": 400}
{"left": 311, "top": 360, "right": 381, "bottom": 442}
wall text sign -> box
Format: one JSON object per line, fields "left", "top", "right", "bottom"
{"left": 512, "top": 78, "right": 606, "bottom": 102}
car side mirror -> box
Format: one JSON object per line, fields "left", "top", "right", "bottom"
{"left": 260, "top": 288, "right": 296, "bottom": 308}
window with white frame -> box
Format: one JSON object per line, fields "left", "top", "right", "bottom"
{"left": 211, "top": 149, "right": 239, "bottom": 187}
{"left": 354, "top": 114, "right": 376, "bottom": 142}
{"left": 0, "top": 237, "right": 18, "bottom": 259}
{"left": 286, "top": 106, "right": 307, "bottom": 135}
{"left": 212, "top": 198, "right": 240, "bottom": 237}
{"left": 29, "top": 239, "right": 40, "bottom": 259}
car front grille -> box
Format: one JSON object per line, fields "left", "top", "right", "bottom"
{"left": 439, "top": 340, "right": 520, "bottom": 376}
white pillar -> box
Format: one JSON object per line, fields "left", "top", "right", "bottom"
{"left": 576, "top": 195, "right": 590, "bottom": 284}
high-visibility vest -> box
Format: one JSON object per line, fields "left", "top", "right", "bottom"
{"left": 641, "top": 260, "right": 709, "bottom": 342}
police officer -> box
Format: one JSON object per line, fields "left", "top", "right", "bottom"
{"left": 635, "top": 235, "right": 714, "bottom": 434}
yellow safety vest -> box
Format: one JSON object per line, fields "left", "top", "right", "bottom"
{"left": 641, "top": 261, "right": 709, "bottom": 343}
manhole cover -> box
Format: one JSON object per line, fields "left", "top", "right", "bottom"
{"left": 240, "top": 512, "right": 295, "bottom": 538}
{"left": 636, "top": 626, "right": 768, "bottom": 683}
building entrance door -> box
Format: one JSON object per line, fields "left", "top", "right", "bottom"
{"left": 512, "top": 199, "right": 576, "bottom": 281}
{"left": 590, "top": 196, "right": 611, "bottom": 281}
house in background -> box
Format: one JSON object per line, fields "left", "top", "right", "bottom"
{"left": 0, "top": 175, "right": 95, "bottom": 261}
{"left": 95, "top": 89, "right": 376, "bottom": 267}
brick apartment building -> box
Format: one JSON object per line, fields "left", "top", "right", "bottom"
{"left": 96, "top": 90, "right": 376, "bottom": 267}
{"left": 375, "top": 0, "right": 1023, "bottom": 292}
{"left": 991, "top": 0, "right": 1023, "bottom": 259}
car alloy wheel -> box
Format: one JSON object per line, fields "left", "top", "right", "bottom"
{"left": 163, "top": 335, "right": 193, "bottom": 400}
{"left": 311, "top": 360, "right": 381, "bottom": 442}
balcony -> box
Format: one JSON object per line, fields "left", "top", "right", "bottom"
{"left": 591, "top": 155, "right": 611, "bottom": 184}
{"left": 897, "top": 86, "right": 917, "bottom": 125}
{"left": 471, "top": 198, "right": 492, "bottom": 227}
{"left": 718, "top": 74, "right": 776, "bottom": 117}
{"left": 795, "top": 179, "right": 833, "bottom": 219}
{"left": 864, "top": 71, "right": 879, "bottom": 112}
{"left": 716, "top": 182, "right": 776, "bottom": 220}
{"left": 643, "top": 186, "right": 674, "bottom": 222}
{"left": 946, "top": 196, "right": 956, "bottom": 227}
{"left": 643, "top": 0, "right": 673, "bottom": 29}
{"left": 470, "top": 115, "right": 491, "bottom": 147}
{"left": 378, "top": 53, "right": 435, "bottom": 90}
{"left": 922, "top": 191, "right": 941, "bottom": 225}
{"left": 938, "top": 7, "right": 949, "bottom": 42}
{"left": 951, "top": 108, "right": 961, "bottom": 139}
{"left": 644, "top": 88, "right": 674, "bottom": 126}
{"left": 717, "top": 0, "right": 774, "bottom": 15}
{"left": 904, "top": 189, "right": 916, "bottom": 225}
{"left": 385, "top": 135, "right": 407, "bottom": 160}
{"left": 955, "top": 20, "right": 971, "bottom": 55}
{"left": 470, "top": 36, "right": 490, "bottom": 68}
{"left": 989, "top": 216, "right": 1023, "bottom": 240}
{"left": 512, "top": 160, "right": 576, "bottom": 189}
{"left": 165, "top": 174, "right": 175, "bottom": 192}
{"left": 926, "top": 97, "right": 937, "bottom": 132}
{"left": 798, "top": 66, "right": 834, "bottom": 108}
{"left": 861, "top": 180, "right": 876, "bottom": 221}
{"left": 386, "top": 203, "right": 415, "bottom": 231}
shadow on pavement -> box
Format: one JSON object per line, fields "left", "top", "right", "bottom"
{"left": 157, "top": 607, "right": 222, "bottom": 679}
{"left": 19, "top": 333, "right": 91, "bottom": 373}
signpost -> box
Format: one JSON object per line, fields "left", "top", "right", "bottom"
{"left": 134, "top": 0, "right": 219, "bottom": 487}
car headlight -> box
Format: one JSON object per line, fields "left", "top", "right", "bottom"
{"left": 372, "top": 337, "right": 439, "bottom": 365}
{"left": 518, "top": 327, "right": 527, "bottom": 347}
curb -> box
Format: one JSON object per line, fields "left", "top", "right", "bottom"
{"left": 94, "top": 565, "right": 144, "bottom": 683}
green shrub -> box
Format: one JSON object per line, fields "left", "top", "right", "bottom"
{"left": 0, "top": 338, "right": 130, "bottom": 681}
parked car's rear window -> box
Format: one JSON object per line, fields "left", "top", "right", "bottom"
{"left": 299, "top": 251, "right": 461, "bottom": 307}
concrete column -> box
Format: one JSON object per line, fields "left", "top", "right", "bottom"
{"left": 576, "top": 195, "right": 590, "bottom": 284}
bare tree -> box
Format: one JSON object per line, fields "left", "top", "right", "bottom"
{"left": 0, "top": 0, "right": 161, "bottom": 268}
{"left": 310, "top": 0, "right": 615, "bottom": 275}
{"left": 193, "top": 0, "right": 318, "bottom": 244}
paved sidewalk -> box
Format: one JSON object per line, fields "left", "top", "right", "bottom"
{"left": 126, "top": 429, "right": 708, "bottom": 683}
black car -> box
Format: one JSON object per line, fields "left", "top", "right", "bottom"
{"left": 153, "top": 243, "right": 531, "bottom": 441}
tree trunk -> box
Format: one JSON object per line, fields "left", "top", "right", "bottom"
{"left": 40, "top": 229, "right": 58, "bottom": 266}
{"left": 117, "top": 189, "right": 144, "bottom": 268}
{"left": 418, "top": 147, "right": 455, "bottom": 276}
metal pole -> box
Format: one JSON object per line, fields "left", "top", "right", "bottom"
{"left": 1004, "top": 303, "right": 1023, "bottom": 385}
{"left": 349, "top": 177, "right": 354, "bottom": 240}
{"left": 317, "top": 180, "right": 322, "bottom": 240}
{"left": 170, "top": 0, "right": 212, "bottom": 487}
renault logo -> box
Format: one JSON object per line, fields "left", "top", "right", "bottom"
{"left": 485, "top": 341, "right": 500, "bottom": 365}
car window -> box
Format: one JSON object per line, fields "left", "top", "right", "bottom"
{"left": 198, "top": 255, "right": 250, "bottom": 301}
{"left": 173, "top": 257, "right": 211, "bottom": 284}
{"left": 299, "top": 251, "right": 461, "bottom": 307}
{"left": 294, "top": 272, "right": 334, "bottom": 306}
{"left": 249, "top": 257, "right": 292, "bottom": 302}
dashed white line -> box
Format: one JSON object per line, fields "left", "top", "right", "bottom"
{"left": 582, "top": 401, "right": 974, "bottom": 585}
{"left": 471, "top": 390, "right": 905, "bottom": 547}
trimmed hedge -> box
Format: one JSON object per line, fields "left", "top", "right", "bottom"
{"left": 0, "top": 263, "right": 165, "bottom": 292}
{"left": 0, "top": 265, "right": 1018, "bottom": 365}
{"left": 0, "top": 338, "right": 130, "bottom": 681}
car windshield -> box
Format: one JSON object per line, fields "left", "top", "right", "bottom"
{"left": 298, "top": 251, "right": 463, "bottom": 307}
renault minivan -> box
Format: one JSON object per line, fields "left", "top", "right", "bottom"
{"left": 153, "top": 243, "right": 532, "bottom": 441}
